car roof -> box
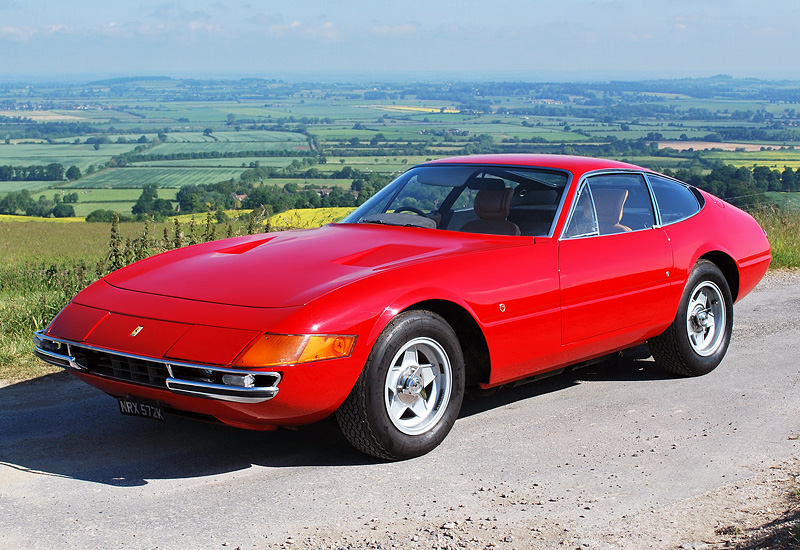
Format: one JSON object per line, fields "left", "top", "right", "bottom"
{"left": 422, "top": 154, "right": 651, "bottom": 178}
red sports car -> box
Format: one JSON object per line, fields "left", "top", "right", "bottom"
{"left": 35, "top": 154, "right": 771, "bottom": 460}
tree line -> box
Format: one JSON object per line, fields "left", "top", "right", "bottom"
{"left": 0, "top": 189, "right": 77, "bottom": 217}
{"left": 664, "top": 164, "right": 799, "bottom": 204}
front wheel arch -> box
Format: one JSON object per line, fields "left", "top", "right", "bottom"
{"left": 408, "top": 300, "right": 491, "bottom": 387}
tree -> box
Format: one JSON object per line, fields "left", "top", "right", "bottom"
{"left": 66, "top": 165, "right": 82, "bottom": 180}
{"left": 132, "top": 183, "right": 173, "bottom": 217}
{"left": 44, "top": 163, "right": 65, "bottom": 181}
{"left": 86, "top": 209, "right": 116, "bottom": 222}
{"left": 26, "top": 195, "right": 55, "bottom": 217}
{"left": 0, "top": 190, "right": 33, "bottom": 215}
{"left": 203, "top": 128, "right": 213, "bottom": 137}
{"left": 52, "top": 203, "right": 75, "bottom": 218}
{"left": 781, "top": 167, "right": 796, "bottom": 192}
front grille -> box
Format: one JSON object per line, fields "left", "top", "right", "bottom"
{"left": 35, "top": 331, "right": 282, "bottom": 403}
{"left": 73, "top": 347, "right": 169, "bottom": 388}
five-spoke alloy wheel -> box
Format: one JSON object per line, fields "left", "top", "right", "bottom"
{"left": 650, "top": 260, "right": 734, "bottom": 376}
{"left": 383, "top": 336, "right": 453, "bottom": 436}
{"left": 336, "top": 309, "right": 464, "bottom": 460}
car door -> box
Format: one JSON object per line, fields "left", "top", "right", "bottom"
{"left": 558, "top": 172, "right": 673, "bottom": 346}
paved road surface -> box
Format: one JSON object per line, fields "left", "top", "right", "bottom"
{"left": 1, "top": 273, "right": 798, "bottom": 549}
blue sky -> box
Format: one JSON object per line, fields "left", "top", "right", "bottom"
{"left": 1, "top": 0, "right": 799, "bottom": 81}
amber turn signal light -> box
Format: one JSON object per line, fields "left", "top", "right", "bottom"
{"left": 235, "top": 334, "right": 356, "bottom": 367}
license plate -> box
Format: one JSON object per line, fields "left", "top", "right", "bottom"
{"left": 117, "top": 396, "right": 166, "bottom": 422}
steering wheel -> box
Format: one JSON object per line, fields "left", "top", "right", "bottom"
{"left": 394, "top": 206, "right": 428, "bottom": 216}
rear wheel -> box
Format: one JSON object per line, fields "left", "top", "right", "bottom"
{"left": 336, "top": 309, "right": 465, "bottom": 460}
{"left": 650, "top": 260, "right": 733, "bottom": 376}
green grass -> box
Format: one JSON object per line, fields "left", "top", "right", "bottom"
{"left": 0, "top": 220, "right": 151, "bottom": 263}
{"left": 0, "top": 181, "right": 57, "bottom": 193}
{"left": 66, "top": 187, "right": 179, "bottom": 202}
{"left": 260, "top": 178, "right": 356, "bottom": 188}
{"left": 60, "top": 167, "right": 247, "bottom": 189}
{"left": 160, "top": 130, "right": 307, "bottom": 144}
{"left": 0, "top": 143, "right": 136, "bottom": 171}
{"left": 147, "top": 140, "right": 309, "bottom": 155}
{"left": 703, "top": 149, "right": 800, "bottom": 169}
{"left": 208, "top": 131, "right": 307, "bottom": 143}
{"left": 66, "top": 187, "right": 179, "bottom": 217}
{"left": 750, "top": 205, "right": 800, "bottom": 268}
{"left": 132, "top": 157, "right": 296, "bottom": 168}
{"left": 70, "top": 192, "right": 177, "bottom": 216}
{"left": 315, "top": 156, "right": 428, "bottom": 173}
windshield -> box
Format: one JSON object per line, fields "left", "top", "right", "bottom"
{"left": 340, "top": 164, "right": 569, "bottom": 237}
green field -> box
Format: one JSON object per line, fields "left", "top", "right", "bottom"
{"left": 703, "top": 149, "right": 800, "bottom": 169}
{"left": 132, "top": 157, "right": 296, "bottom": 168}
{"left": 64, "top": 187, "right": 179, "bottom": 216}
{"left": 0, "top": 181, "right": 57, "bottom": 193}
{"left": 148, "top": 141, "right": 309, "bottom": 155}
{"left": 161, "top": 130, "right": 307, "bottom": 144}
{"left": 0, "top": 143, "right": 134, "bottom": 171}
{"left": 261, "top": 178, "right": 356, "bottom": 188}
{"left": 61, "top": 167, "right": 246, "bottom": 189}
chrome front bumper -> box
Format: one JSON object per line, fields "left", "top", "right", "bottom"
{"left": 33, "top": 331, "right": 281, "bottom": 404}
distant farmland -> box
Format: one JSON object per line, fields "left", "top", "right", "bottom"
{"left": 147, "top": 141, "right": 309, "bottom": 155}
{"left": 61, "top": 167, "right": 246, "bottom": 188}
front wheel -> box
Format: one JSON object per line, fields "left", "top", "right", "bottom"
{"left": 649, "top": 260, "right": 733, "bottom": 376}
{"left": 335, "top": 309, "right": 465, "bottom": 460}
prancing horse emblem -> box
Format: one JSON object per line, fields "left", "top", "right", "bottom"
{"left": 129, "top": 326, "right": 144, "bottom": 337}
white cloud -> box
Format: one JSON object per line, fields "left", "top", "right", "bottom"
{"left": 188, "top": 21, "right": 222, "bottom": 33}
{"left": 269, "top": 20, "right": 303, "bottom": 36}
{"left": 0, "top": 24, "right": 33, "bottom": 41}
{"left": 371, "top": 23, "right": 416, "bottom": 37}
{"left": 46, "top": 24, "right": 70, "bottom": 34}
{"left": 268, "top": 20, "right": 340, "bottom": 40}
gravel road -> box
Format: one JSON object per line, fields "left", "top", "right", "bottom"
{"left": 1, "top": 272, "right": 799, "bottom": 549}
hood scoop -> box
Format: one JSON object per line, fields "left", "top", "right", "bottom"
{"left": 216, "top": 237, "right": 275, "bottom": 255}
{"left": 334, "top": 244, "right": 438, "bottom": 268}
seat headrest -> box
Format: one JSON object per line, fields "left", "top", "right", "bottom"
{"left": 474, "top": 187, "right": 513, "bottom": 221}
{"left": 592, "top": 188, "right": 628, "bottom": 224}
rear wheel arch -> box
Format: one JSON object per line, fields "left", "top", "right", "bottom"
{"left": 405, "top": 300, "right": 491, "bottom": 387}
{"left": 699, "top": 251, "right": 739, "bottom": 302}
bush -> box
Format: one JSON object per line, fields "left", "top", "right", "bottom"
{"left": 86, "top": 209, "right": 132, "bottom": 223}
{"left": 51, "top": 203, "right": 75, "bottom": 218}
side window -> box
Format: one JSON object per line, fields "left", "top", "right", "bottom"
{"left": 587, "top": 173, "right": 655, "bottom": 235}
{"left": 647, "top": 174, "right": 701, "bottom": 225}
{"left": 563, "top": 184, "right": 598, "bottom": 238}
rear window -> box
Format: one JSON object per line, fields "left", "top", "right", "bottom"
{"left": 647, "top": 175, "right": 701, "bottom": 225}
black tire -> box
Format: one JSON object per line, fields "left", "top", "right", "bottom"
{"left": 335, "top": 309, "right": 465, "bottom": 460}
{"left": 649, "top": 260, "right": 733, "bottom": 377}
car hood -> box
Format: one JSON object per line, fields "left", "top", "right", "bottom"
{"left": 103, "top": 223, "right": 525, "bottom": 308}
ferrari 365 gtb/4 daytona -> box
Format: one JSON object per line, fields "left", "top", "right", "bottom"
{"left": 35, "top": 154, "right": 771, "bottom": 459}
